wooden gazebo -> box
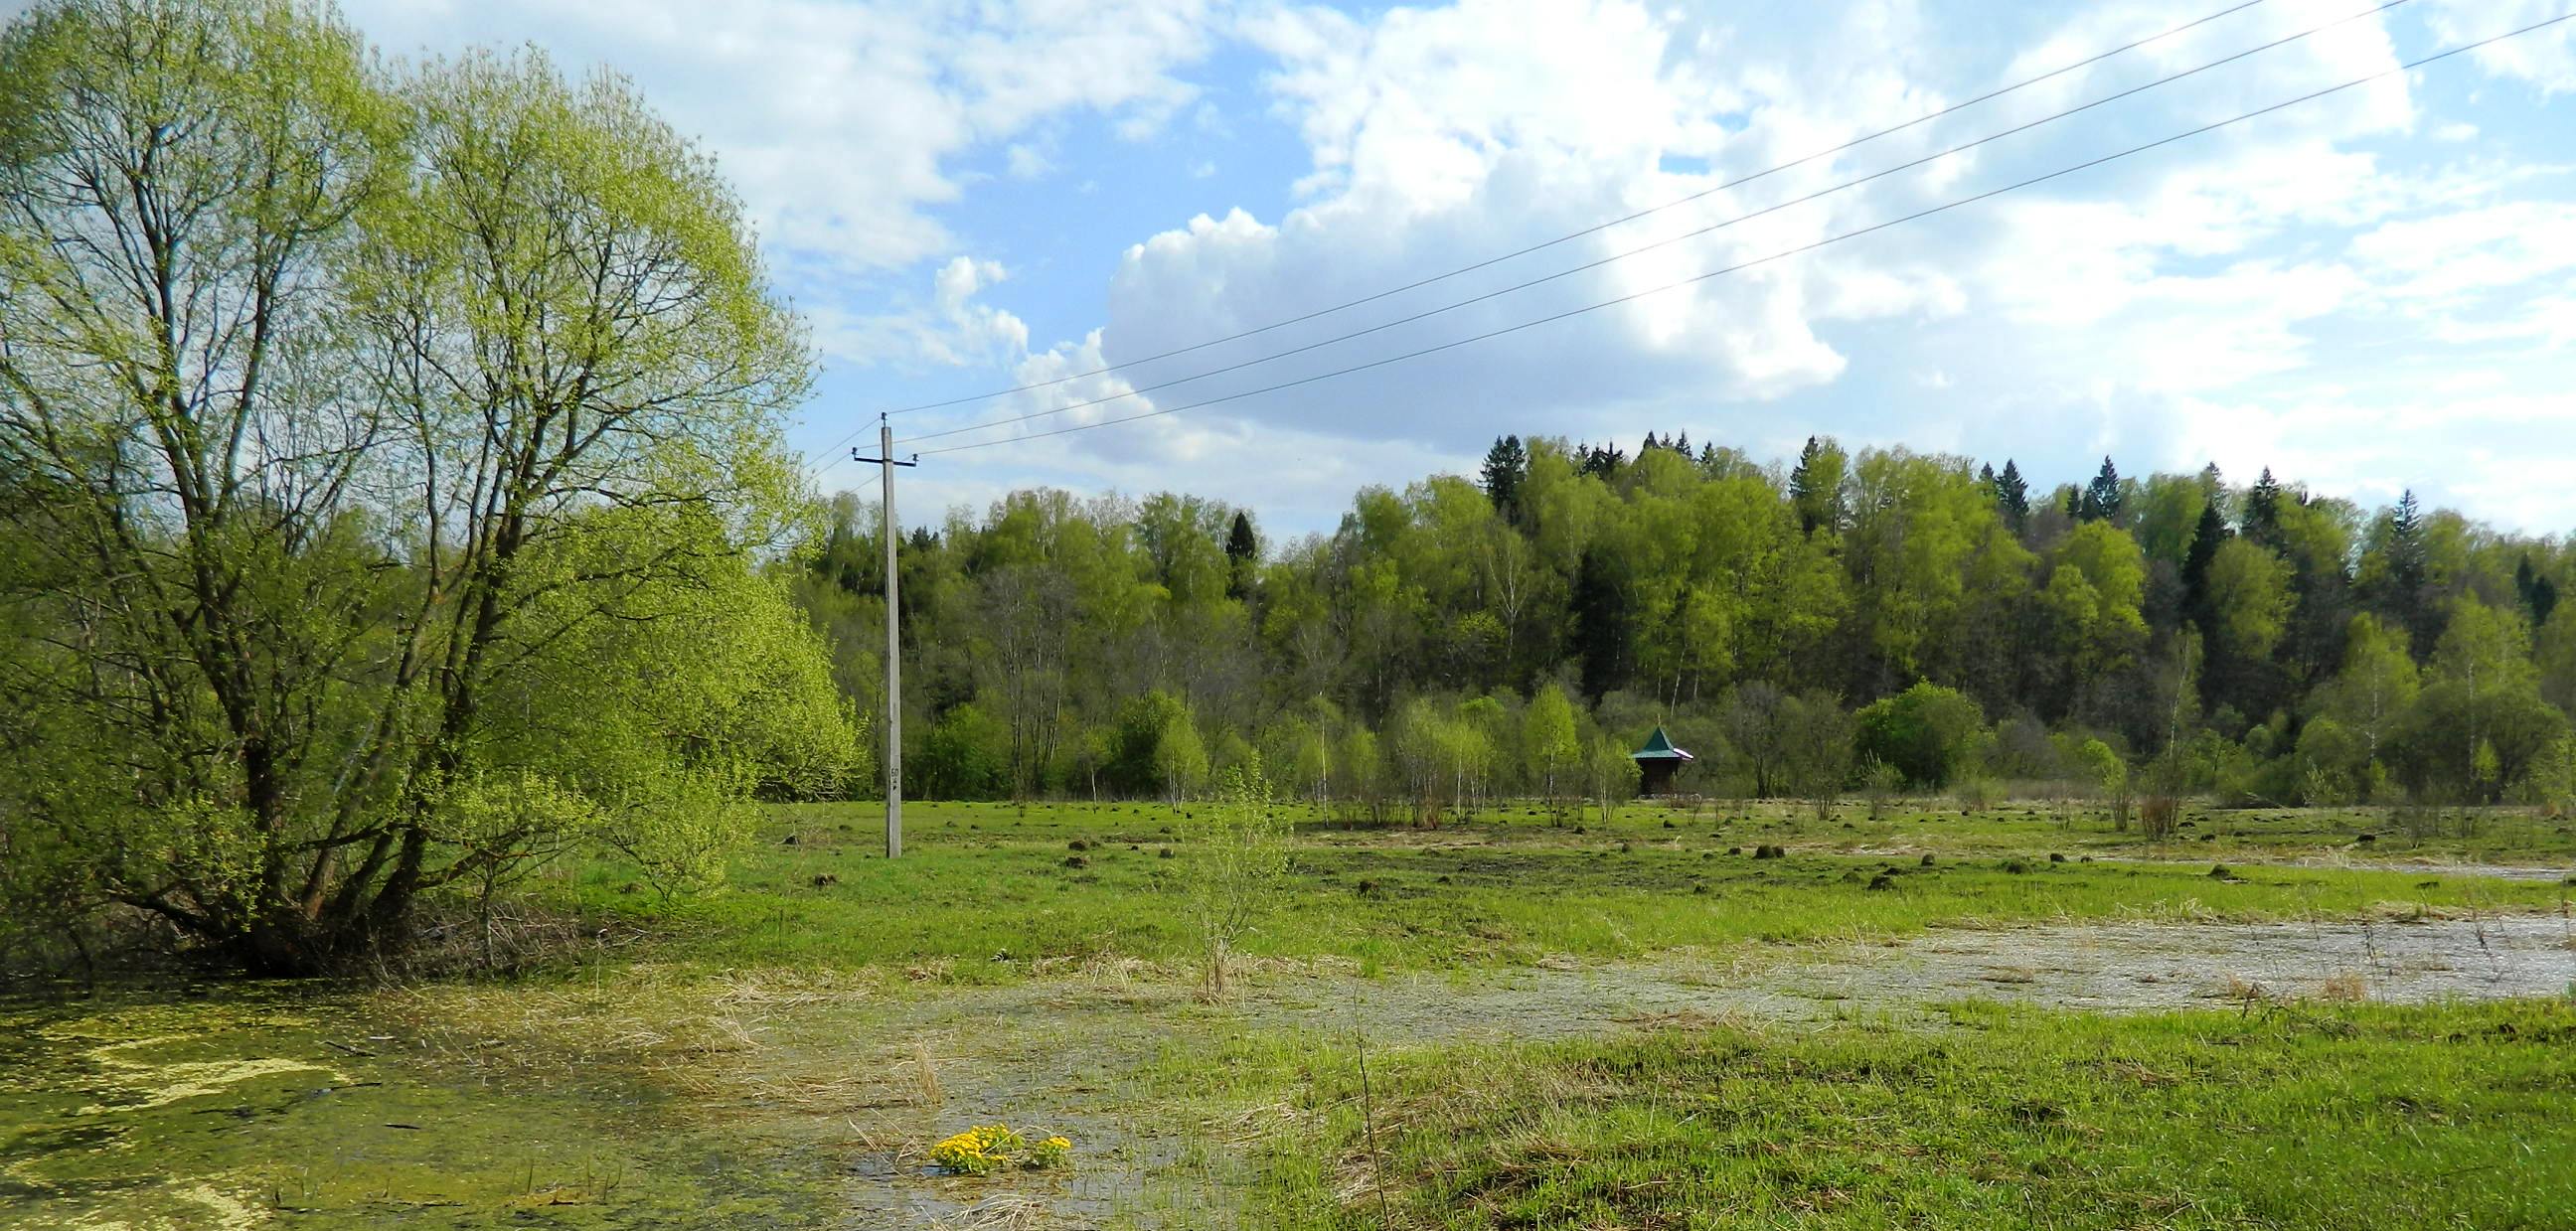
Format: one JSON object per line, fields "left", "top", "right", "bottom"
{"left": 1631, "top": 725, "right": 1694, "bottom": 797}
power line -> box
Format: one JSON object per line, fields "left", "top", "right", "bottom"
{"left": 895, "top": 0, "right": 2412, "bottom": 450}
{"left": 818, "top": 0, "right": 2282, "bottom": 456}
{"left": 910, "top": 11, "right": 2574, "bottom": 459}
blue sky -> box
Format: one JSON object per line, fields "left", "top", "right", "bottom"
{"left": 336, "top": 0, "right": 2576, "bottom": 537}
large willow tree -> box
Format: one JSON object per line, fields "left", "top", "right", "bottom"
{"left": 0, "top": 0, "right": 858, "bottom": 972}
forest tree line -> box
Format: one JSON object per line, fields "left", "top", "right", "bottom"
{"left": 802, "top": 435, "right": 2576, "bottom": 816}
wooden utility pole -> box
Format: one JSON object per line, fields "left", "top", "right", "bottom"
{"left": 856, "top": 418, "right": 917, "bottom": 858}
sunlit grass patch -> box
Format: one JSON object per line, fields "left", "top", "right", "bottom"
{"left": 1243, "top": 999, "right": 2576, "bottom": 1229}
{"left": 531, "top": 799, "right": 2576, "bottom": 981}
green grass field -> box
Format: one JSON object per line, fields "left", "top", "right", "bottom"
{"left": 1231, "top": 999, "right": 2576, "bottom": 1229}
{"left": 562, "top": 798, "right": 2575, "bottom": 978}
{"left": 7, "top": 797, "right": 2574, "bottom": 1229}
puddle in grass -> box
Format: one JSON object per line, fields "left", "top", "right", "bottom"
{"left": 0, "top": 984, "right": 827, "bottom": 1229}
{"left": 2107, "top": 855, "right": 2576, "bottom": 883}
{"left": 1249, "top": 913, "right": 2576, "bottom": 1045}
{"left": 1826, "top": 846, "right": 2576, "bottom": 883}
{"left": 11, "top": 913, "right": 2575, "bottom": 1229}
{"left": 777, "top": 912, "right": 2576, "bottom": 1226}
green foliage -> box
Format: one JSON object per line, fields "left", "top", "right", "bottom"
{"left": 1523, "top": 684, "right": 1581, "bottom": 812}
{"left": 2044, "top": 522, "right": 2150, "bottom": 704}
{"left": 1172, "top": 756, "right": 1291, "bottom": 999}
{"left": 1787, "top": 435, "right": 1848, "bottom": 537}
{"left": 1480, "top": 434, "right": 1529, "bottom": 523}
{"left": 2312, "top": 614, "right": 2420, "bottom": 779}
{"left": 2078, "top": 455, "right": 2124, "bottom": 522}
{"left": 2389, "top": 601, "right": 2568, "bottom": 802}
{"left": 1585, "top": 735, "right": 1641, "bottom": 823}
{"left": 1779, "top": 691, "right": 1857, "bottom": 811}
{"left": 10, "top": 2, "right": 2575, "bottom": 971}
{"left": 2070, "top": 738, "right": 2125, "bottom": 796}
{"left": 929, "top": 1125, "right": 1072, "bottom": 1175}
{"left": 1853, "top": 684, "right": 1990, "bottom": 789}
{"left": 1718, "top": 681, "right": 1791, "bottom": 798}
{"left": 774, "top": 424, "right": 2574, "bottom": 826}
{"left": 1389, "top": 696, "right": 1498, "bottom": 824}
{"left": 1156, "top": 703, "right": 1212, "bottom": 804}
{"left": 919, "top": 702, "right": 1011, "bottom": 801}
{"left": 0, "top": 0, "right": 841, "bottom": 971}
{"left": 2204, "top": 538, "right": 2296, "bottom": 660}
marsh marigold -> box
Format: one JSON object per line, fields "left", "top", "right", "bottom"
{"left": 929, "top": 1125, "right": 1072, "bottom": 1174}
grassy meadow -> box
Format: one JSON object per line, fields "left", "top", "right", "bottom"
{"left": 1227, "top": 999, "right": 2576, "bottom": 1229}
{"left": 7, "top": 796, "right": 2576, "bottom": 1229}
{"left": 572, "top": 796, "right": 2576, "bottom": 976}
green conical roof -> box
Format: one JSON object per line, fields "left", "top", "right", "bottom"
{"left": 1631, "top": 725, "right": 1692, "bottom": 760}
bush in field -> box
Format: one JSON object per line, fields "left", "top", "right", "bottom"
{"left": 2530, "top": 736, "right": 2576, "bottom": 817}
{"left": 1854, "top": 684, "right": 1989, "bottom": 790}
{"left": 1587, "top": 736, "right": 1641, "bottom": 824}
{"left": 1860, "top": 757, "right": 1903, "bottom": 821}
{"left": 1779, "top": 691, "right": 1855, "bottom": 820}
{"left": 1172, "top": 757, "right": 1290, "bottom": 1000}
{"left": 1952, "top": 774, "right": 1999, "bottom": 814}
{"left": 1336, "top": 726, "right": 1389, "bottom": 825}
{"left": 2068, "top": 738, "right": 2130, "bottom": 828}
{"left": 2137, "top": 755, "right": 2184, "bottom": 839}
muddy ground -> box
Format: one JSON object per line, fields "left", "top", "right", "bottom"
{"left": 9, "top": 904, "right": 2572, "bottom": 1230}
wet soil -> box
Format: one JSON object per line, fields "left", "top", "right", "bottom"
{"left": 10, "top": 912, "right": 2573, "bottom": 1229}
{"left": 787, "top": 911, "right": 2576, "bottom": 1226}
{"left": 0, "top": 985, "right": 827, "bottom": 1229}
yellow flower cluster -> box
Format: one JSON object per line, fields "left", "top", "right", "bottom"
{"left": 929, "top": 1125, "right": 1072, "bottom": 1175}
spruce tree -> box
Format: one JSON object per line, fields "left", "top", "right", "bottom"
{"left": 1571, "top": 546, "right": 1632, "bottom": 700}
{"left": 2517, "top": 554, "right": 2558, "bottom": 628}
{"left": 1788, "top": 436, "right": 1847, "bottom": 537}
{"left": 2180, "top": 502, "right": 2230, "bottom": 635}
{"left": 1480, "top": 434, "right": 1528, "bottom": 519}
{"left": 1995, "top": 459, "right": 2030, "bottom": 531}
{"left": 2243, "top": 466, "right": 2283, "bottom": 548}
{"left": 2380, "top": 489, "right": 2432, "bottom": 658}
{"left": 2079, "top": 456, "right": 2123, "bottom": 523}
{"left": 1225, "top": 511, "right": 1259, "bottom": 600}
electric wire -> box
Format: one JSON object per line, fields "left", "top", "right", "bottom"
{"left": 906, "top": 12, "right": 2574, "bottom": 459}
{"left": 893, "top": 0, "right": 2413, "bottom": 450}
{"left": 818, "top": 0, "right": 2284, "bottom": 456}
